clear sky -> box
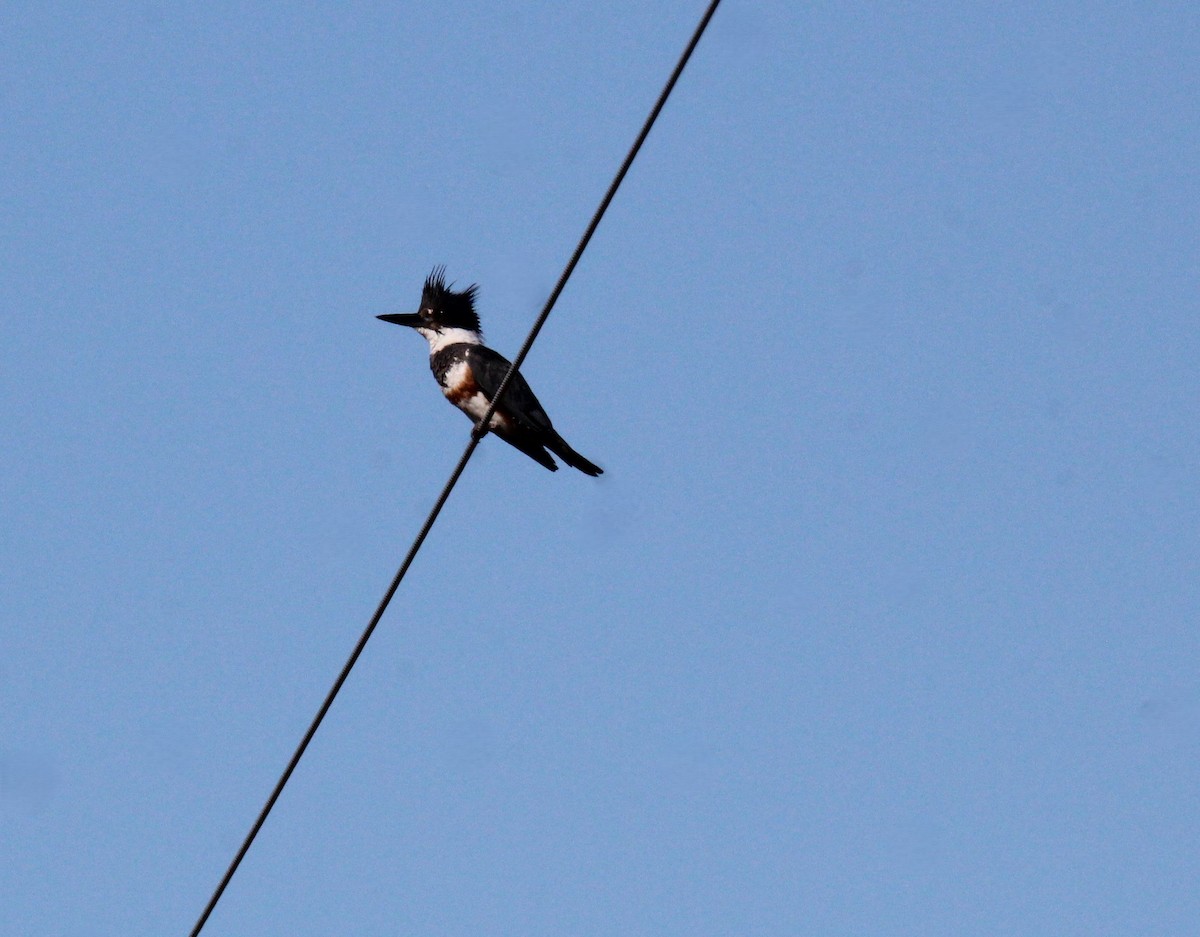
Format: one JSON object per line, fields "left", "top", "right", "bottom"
{"left": 2, "top": 2, "right": 1198, "bottom": 934}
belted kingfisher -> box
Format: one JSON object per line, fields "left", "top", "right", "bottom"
{"left": 378, "top": 268, "right": 603, "bottom": 476}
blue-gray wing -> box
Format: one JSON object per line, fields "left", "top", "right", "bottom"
{"left": 465, "top": 345, "right": 554, "bottom": 433}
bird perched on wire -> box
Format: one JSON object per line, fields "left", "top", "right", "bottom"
{"left": 378, "top": 268, "right": 603, "bottom": 476}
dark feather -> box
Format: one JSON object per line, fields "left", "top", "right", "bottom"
{"left": 422, "top": 266, "right": 481, "bottom": 333}
{"left": 465, "top": 345, "right": 553, "bottom": 433}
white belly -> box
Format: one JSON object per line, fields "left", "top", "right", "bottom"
{"left": 441, "top": 361, "right": 509, "bottom": 429}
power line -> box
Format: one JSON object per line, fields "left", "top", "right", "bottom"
{"left": 188, "top": 2, "right": 722, "bottom": 933}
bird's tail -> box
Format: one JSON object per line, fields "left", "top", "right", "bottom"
{"left": 548, "top": 433, "right": 603, "bottom": 477}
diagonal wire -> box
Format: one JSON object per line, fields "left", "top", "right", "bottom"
{"left": 472, "top": 0, "right": 723, "bottom": 432}
{"left": 189, "top": 1, "right": 721, "bottom": 933}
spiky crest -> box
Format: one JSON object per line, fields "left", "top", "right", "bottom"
{"left": 421, "top": 266, "right": 481, "bottom": 333}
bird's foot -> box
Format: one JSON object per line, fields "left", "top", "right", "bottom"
{"left": 471, "top": 421, "right": 490, "bottom": 441}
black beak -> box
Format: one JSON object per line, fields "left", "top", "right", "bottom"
{"left": 377, "top": 313, "right": 423, "bottom": 328}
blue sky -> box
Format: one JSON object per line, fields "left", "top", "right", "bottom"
{"left": 2, "top": 2, "right": 1198, "bottom": 934}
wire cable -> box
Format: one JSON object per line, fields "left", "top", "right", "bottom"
{"left": 189, "top": 2, "right": 721, "bottom": 932}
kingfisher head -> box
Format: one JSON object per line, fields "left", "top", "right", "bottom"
{"left": 378, "top": 267, "right": 482, "bottom": 348}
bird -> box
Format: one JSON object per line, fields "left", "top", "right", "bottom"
{"left": 378, "top": 267, "right": 603, "bottom": 476}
